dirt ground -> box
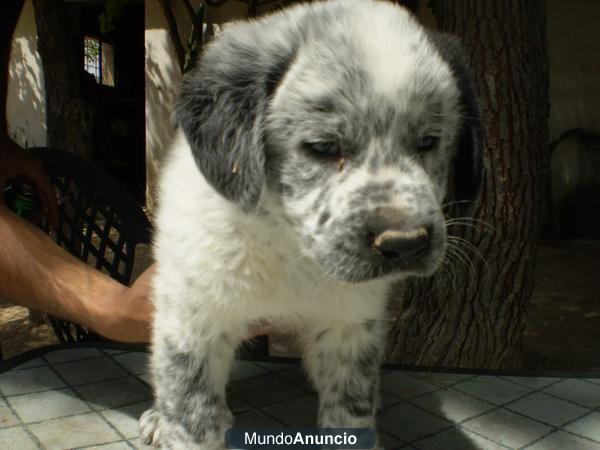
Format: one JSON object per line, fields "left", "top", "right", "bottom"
{"left": 1, "top": 240, "right": 599, "bottom": 372}
{"left": 523, "top": 239, "right": 600, "bottom": 372}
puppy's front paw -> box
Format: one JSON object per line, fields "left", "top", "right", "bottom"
{"left": 139, "top": 407, "right": 162, "bottom": 447}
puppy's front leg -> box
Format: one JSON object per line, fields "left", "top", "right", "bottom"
{"left": 302, "top": 320, "right": 385, "bottom": 449}
{"left": 141, "top": 328, "right": 239, "bottom": 450}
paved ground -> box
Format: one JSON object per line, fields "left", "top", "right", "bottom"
{"left": 0, "top": 348, "right": 599, "bottom": 449}
{"left": 524, "top": 239, "right": 600, "bottom": 372}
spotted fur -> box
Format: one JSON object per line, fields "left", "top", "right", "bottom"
{"left": 141, "top": 1, "right": 482, "bottom": 448}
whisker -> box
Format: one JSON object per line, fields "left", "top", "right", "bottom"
{"left": 445, "top": 216, "right": 497, "bottom": 233}
{"left": 442, "top": 200, "right": 476, "bottom": 209}
{"left": 433, "top": 112, "right": 481, "bottom": 121}
{"left": 446, "top": 240, "right": 476, "bottom": 280}
{"left": 448, "top": 235, "right": 489, "bottom": 274}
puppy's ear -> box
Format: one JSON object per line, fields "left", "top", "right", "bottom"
{"left": 176, "top": 31, "right": 295, "bottom": 211}
{"left": 428, "top": 32, "right": 484, "bottom": 208}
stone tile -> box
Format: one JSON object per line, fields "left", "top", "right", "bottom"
{"left": 526, "top": 431, "right": 600, "bottom": 450}
{"left": 230, "top": 374, "right": 306, "bottom": 407}
{"left": 412, "top": 388, "right": 494, "bottom": 423}
{"left": 380, "top": 391, "right": 402, "bottom": 408}
{"left": 0, "top": 427, "right": 38, "bottom": 450}
{"left": 227, "top": 394, "right": 253, "bottom": 414}
{"left": 499, "top": 376, "right": 561, "bottom": 390}
{"left": 12, "top": 358, "right": 46, "bottom": 370}
{"left": 543, "top": 379, "right": 600, "bottom": 408}
{"left": 256, "top": 362, "right": 300, "bottom": 372}
{"left": 378, "top": 403, "right": 451, "bottom": 442}
{"left": 44, "top": 348, "right": 103, "bottom": 364}
{"left": 413, "top": 427, "right": 509, "bottom": 450}
{"left": 414, "top": 372, "right": 477, "bottom": 387}
{"left": 380, "top": 372, "right": 440, "bottom": 400}
{"left": 0, "top": 366, "right": 66, "bottom": 396}
{"left": 453, "top": 376, "right": 532, "bottom": 405}
{"left": 564, "top": 412, "right": 600, "bottom": 443}
{"left": 261, "top": 395, "right": 318, "bottom": 427}
{"left": 83, "top": 442, "right": 134, "bottom": 450}
{"left": 229, "top": 361, "right": 268, "bottom": 382}
{"left": 462, "top": 409, "right": 552, "bottom": 448}
{"left": 101, "top": 400, "right": 153, "bottom": 439}
{"left": 378, "top": 431, "right": 404, "bottom": 449}
{"left": 234, "top": 409, "right": 284, "bottom": 427}
{"left": 506, "top": 392, "right": 589, "bottom": 427}
{"left": 29, "top": 413, "right": 121, "bottom": 448}
{"left": 113, "top": 352, "right": 150, "bottom": 376}
{"left": 128, "top": 438, "right": 154, "bottom": 449}
{"left": 53, "top": 357, "right": 128, "bottom": 386}
{"left": 137, "top": 373, "right": 152, "bottom": 385}
{"left": 8, "top": 388, "right": 90, "bottom": 423}
{"left": 103, "top": 349, "right": 129, "bottom": 356}
{"left": 0, "top": 399, "right": 20, "bottom": 428}
{"left": 74, "top": 376, "right": 152, "bottom": 411}
{"left": 275, "top": 367, "right": 315, "bottom": 392}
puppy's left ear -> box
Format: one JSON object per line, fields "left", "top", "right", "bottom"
{"left": 428, "top": 31, "right": 484, "bottom": 207}
{"left": 176, "top": 31, "right": 295, "bottom": 212}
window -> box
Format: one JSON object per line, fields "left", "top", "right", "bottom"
{"left": 84, "top": 36, "right": 115, "bottom": 87}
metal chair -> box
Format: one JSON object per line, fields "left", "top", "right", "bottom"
{"left": 30, "top": 147, "right": 152, "bottom": 344}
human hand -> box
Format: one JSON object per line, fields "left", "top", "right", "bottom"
{"left": 94, "top": 265, "right": 156, "bottom": 343}
{"left": 0, "top": 136, "right": 58, "bottom": 225}
{"left": 86, "top": 263, "right": 277, "bottom": 344}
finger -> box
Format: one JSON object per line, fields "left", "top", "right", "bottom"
{"left": 24, "top": 171, "right": 59, "bottom": 227}
{"left": 38, "top": 178, "right": 59, "bottom": 227}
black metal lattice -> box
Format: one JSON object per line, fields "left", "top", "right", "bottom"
{"left": 30, "top": 148, "right": 152, "bottom": 344}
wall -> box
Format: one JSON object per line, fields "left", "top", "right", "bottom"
{"left": 7, "top": 0, "right": 46, "bottom": 148}
{"left": 7, "top": 1, "right": 599, "bottom": 219}
{"left": 143, "top": 0, "right": 279, "bottom": 210}
{"left": 546, "top": 0, "right": 600, "bottom": 233}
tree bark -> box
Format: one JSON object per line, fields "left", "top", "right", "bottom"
{"left": 386, "top": 0, "right": 549, "bottom": 369}
{"left": 33, "top": 0, "right": 95, "bottom": 160}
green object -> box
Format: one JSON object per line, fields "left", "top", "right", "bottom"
{"left": 3, "top": 182, "right": 39, "bottom": 220}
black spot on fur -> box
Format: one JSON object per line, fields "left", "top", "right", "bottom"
{"left": 177, "top": 32, "right": 298, "bottom": 212}
{"left": 319, "top": 211, "right": 331, "bottom": 226}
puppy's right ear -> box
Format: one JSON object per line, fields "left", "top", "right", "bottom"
{"left": 176, "top": 29, "right": 295, "bottom": 212}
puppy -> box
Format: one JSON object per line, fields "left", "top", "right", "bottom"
{"left": 140, "top": 0, "right": 482, "bottom": 448}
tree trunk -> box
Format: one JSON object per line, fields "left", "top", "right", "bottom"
{"left": 33, "top": 0, "right": 95, "bottom": 160}
{"left": 386, "top": 0, "right": 549, "bottom": 369}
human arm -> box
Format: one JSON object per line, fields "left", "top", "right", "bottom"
{"left": 0, "top": 205, "right": 152, "bottom": 342}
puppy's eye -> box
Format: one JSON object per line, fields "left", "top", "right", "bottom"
{"left": 417, "top": 136, "right": 440, "bottom": 152}
{"left": 305, "top": 142, "right": 341, "bottom": 158}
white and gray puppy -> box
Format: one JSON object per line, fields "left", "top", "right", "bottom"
{"left": 141, "top": 0, "right": 482, "bottom": 448}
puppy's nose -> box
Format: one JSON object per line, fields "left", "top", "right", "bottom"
{"left": 372, "top": 228, "right": 430, "bottom": 259}
{"left": 366, "top": 207, "right": 431, "bottom": 260}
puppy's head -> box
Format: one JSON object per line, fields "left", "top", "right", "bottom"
{"left": 177, "top": 0, "right": 483, "bottom": 283}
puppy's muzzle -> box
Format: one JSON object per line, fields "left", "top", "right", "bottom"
{"left": 367, "top": 207, "right": 432, "bottom": 263}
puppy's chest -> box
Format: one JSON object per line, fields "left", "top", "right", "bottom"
{"left": 227, "top": 225, "right": 388, "bottom": 320}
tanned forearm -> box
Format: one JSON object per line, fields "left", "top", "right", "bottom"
{"left": 0, "top": 205, "right": 152, "bottom": 342}
{"left": 0, "top": 204, "right": 121, "bottom": 327}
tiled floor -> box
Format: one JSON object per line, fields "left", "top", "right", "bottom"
{"left": 0, "top": 348, "right": 599, "bottom": 449}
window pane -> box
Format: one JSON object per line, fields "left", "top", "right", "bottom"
{"left": 84, "top": 37, "right": 101, "bottom": 83}
{"left": 101, "top": 42, "right": 115, "bottom": 87}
